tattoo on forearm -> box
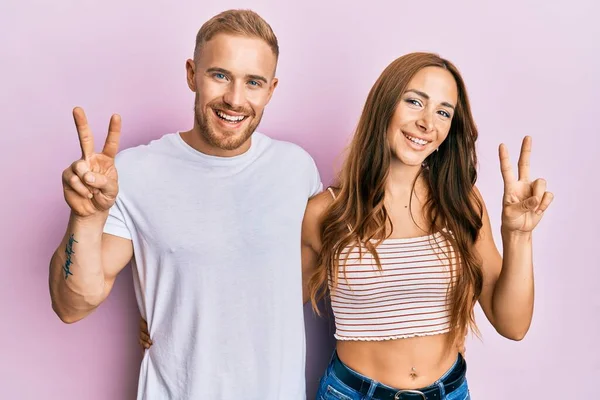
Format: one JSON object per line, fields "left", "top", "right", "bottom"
{"left": 63, "top": 234, "right": 78, "bottom": 279}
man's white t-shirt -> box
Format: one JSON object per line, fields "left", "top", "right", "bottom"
{"left": 103, "top": 132, "right": 322, "bottom": 400}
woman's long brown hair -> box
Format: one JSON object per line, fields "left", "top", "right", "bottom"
{"left": 307, "top": 52, "right": 484, "bottom": 347}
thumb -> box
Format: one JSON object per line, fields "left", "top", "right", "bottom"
{"left": 522, "top": 196, "right": 540, "bottom": 211}
{"left": 83, "top": 172, "right": 118, "bottom": 198}
{"left": 507, "top": 196, "right": 539, "bottom": 216}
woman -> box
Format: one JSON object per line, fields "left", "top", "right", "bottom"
{"left": 140, "top": 52, "right": 553, "bottom": 399}
{"left": 301, "top": 52, "right": 552, "bottom": 400}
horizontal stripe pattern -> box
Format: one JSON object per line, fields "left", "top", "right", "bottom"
{"left": 330, "top": 232, "right": 457, "bottom": 341}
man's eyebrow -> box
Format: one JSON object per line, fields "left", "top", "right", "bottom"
{"left": 246, "top": 74, "right": 268, "bottom": 84}
{"left": 206, "top": 67, "right": 231, "bottom": 75}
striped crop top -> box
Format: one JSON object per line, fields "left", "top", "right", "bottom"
{"left": 327, "top": 188, "right": 456, "bottom": 341}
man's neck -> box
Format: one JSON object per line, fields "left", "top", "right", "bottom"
{"left": 180, "top": 125, "right": 251, "bottom": 158}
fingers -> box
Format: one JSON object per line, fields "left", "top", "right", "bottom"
{"left": 83, "top": 172, "right": 119, "bottom": 197}
{"left": 65, "top": 159, "right": 119, "bottom": 200}
{"left": 73, "top": 107, "right": 122, "bottom": 160}
{"left": 532, "top": 178, "right": 546, "bottom": 200}
{"left": 500, "top": 136, "right": 533, "bottom": 189}
{"left": 536, "top": 191, "right": 554, "bottom": 215}
{"left": 72, "top": 159, "right": 91, "bottom": 178}
{"left": 139, "top": 318, "right": 152, "bottom": 349}
{"left": 139, "top": 338, "right": 152, "bottom": 350}
{"left": 64, "top": 160, "right": 93, "bottom": 198}
{"left": 505, "top": 190, "right": 553, "bottom": 219}
{"left": 531, "top": 178, "right": 553, "bottom": 215}
{"left": 140, "top": 329, "right": 151, "bottom": 340}
{"left": 140, "top": 331, "right": 152, "bottom": 345}
{"left": 505, "top": 195, "right": 539, "bottom": 218}
{"left": 498, "top": 143, "right": 516, "bottom": 188}
{"left": 517, "top": 136, "right": 532, "bottom": 182}
{"left": 63, "top": 167, "right": 93, "bottom": 199}
{"left": 73, "top": 107, "right": 95, "bottom": 160}
{"left": 102, "top": 114, "right": 122, "bottom": 158}
{"left": 522, "top": 195, "right": 540, "bottom": 211}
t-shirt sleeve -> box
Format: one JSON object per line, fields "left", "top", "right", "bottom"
{"left": 308, "top": 156, "right": 323, "bottom": 198}
{"left": 103, "top": 200, "right": 132, "bottom": 240}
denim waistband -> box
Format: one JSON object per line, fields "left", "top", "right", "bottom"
{"left": 330, "top": 351, "right": 466, "bottom": 400}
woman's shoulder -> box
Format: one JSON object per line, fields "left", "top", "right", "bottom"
{"left": 306, "top": 188, "right": 336, "bottom": 220}
{"left": 302, "top": 189, "right": 336, "bottom": 249}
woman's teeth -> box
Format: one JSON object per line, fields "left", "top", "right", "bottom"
{"left": 404, "top": 134, "right": 428, "bottom": 146}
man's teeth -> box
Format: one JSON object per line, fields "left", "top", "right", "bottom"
{"left": 216, "top": 110, "right": 245, "bottom": 122}
{"left": 405, "top": 135, "right": 428, "bottom": 145}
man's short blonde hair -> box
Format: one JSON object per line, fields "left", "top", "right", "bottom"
{"left": 194, "top": 9, "right": 279, "bottom": 62}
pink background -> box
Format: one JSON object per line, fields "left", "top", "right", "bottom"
{"left": 1, "top": 0, "right": 598, "bottom": 398}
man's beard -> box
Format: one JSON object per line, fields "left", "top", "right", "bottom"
{"left": 195, "top": 99, "right": 262, "bottom": 151}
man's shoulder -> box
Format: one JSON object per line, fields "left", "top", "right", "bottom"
{"left": 114, "top": 133, "right": 177, "bottom": 166}
{"left": 258, "top": 133, "right": 316, "bottom": 165}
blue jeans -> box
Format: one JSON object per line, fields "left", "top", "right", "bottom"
{"left": 316, "top": 351, "right": 470, "bottom": 400}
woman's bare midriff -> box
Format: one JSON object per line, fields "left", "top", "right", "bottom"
{"left": 336, "top": 333, "right": 459, "bottom": 390}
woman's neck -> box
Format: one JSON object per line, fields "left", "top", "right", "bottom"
{"left": 385, "top": 158, "right": 424, "bottom": 198}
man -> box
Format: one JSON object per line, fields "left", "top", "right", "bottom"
{"left": 49, "top": 9, "right": 322, "bottom": 399}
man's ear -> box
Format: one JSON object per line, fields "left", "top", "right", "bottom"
{"left": 186, "top": 59, "right": 197, "bottom": 92}
{"left": 266, "top": 77, "right": 279, "bottom": 103}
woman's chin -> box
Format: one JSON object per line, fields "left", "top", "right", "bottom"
{"left": 393, "top": 153, "right": 427, "bottom": 168}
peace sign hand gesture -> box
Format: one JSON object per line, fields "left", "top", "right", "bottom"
{"left": 499, "top": 136, "right": 554, "bottom": 233}
{"left": 61, "top": 107, "right": 121, "bottom": 219}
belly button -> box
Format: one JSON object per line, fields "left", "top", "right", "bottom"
{"left": 409, "top": 367, "right": 418, "bottom": 379}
